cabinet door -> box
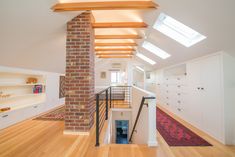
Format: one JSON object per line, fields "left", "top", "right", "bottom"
{"left": 200, "top": 55, "right": 223, "bottom": 140}
{"left": 187, "top": 60, "right": 203, "bottom": 128}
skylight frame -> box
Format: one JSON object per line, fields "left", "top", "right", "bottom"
{"left": 153, "top": 13, "right": 206, "bottom": 47}
{"left": 142, "top": 41, "right": 171, "bottom": 59}
{"left": 136, "top": 53, "right": 156, "bottom": 65}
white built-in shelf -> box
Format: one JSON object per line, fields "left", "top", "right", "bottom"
{"left": 0, "top": 83, "right": 45, "bottom": 87}
{"left": 0, "top": 93, "right": 45, "bottom": 100}
{"left": 0, "top": 101, "right": 45, "bottom": 114}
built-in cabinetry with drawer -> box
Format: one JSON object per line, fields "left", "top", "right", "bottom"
{"left": 155, "top": 52, "right": 235, "bottom": 145}
{"left": 0, "top": 71, "right": 46, "bottom": 130}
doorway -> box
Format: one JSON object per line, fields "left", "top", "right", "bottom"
{"left": 115, "top": 120, "right": 129, "bottom": 144}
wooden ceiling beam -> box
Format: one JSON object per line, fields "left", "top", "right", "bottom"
{"left": 95, "top": 35, "right": 142, "bottom": 39}
{"left": 96, "top": 52, "right": 133, "bottom": 55}
{"left": 95, "top": 48, "right": 135, "bottom": 51}
{"left": 95, "top": 43, "right": 137, "bottom": 46}
{"left": 52, "top": 1, "right": 158, "bottom": 12}
{"left": 92, "top": 22, "right": 147, "bottom": 28}
{"left": 98, "top": 55, "right": 132, "bottom": 58}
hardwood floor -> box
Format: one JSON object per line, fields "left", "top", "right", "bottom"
{"left": 0, "top": 106, "right": 234, "bottom": 157}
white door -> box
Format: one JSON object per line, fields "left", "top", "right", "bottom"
{"left": 200, "top": 55, "right": 223, "bottom": 141}
{"left": 187, "top": 60, "right": 203, "bottom": 128}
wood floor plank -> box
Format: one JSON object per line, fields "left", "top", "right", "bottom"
{"left": 0, "top": 105, "right": 234, "bottom": 157}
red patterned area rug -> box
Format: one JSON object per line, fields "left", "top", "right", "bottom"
{"left": 35, "top": 106, "right": 64, "bottom": 121}
{"left": 157, "top": 107, "right": 212, "bottom": 146}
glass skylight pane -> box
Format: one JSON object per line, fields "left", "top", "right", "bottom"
{"left": 142, "top": 41, "right": 171, "bottom": 59}
{"left": 153, "top": 13, "right": 206, "bottom": 47}
{"left": 136, "top": 66, "right": 144, "bottom": 72}
{"left": 136, "top": 53, "right": 156, "bottom": 65}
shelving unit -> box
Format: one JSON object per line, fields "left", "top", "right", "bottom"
{"left": 0, "top": 71, "right": 47, "bottom": 129}
{"left": 0, "top": 72, "right": 46, "bottom": 113}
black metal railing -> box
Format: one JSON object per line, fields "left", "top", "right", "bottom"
{"left": 95, "top": 85, "right": 132, "bottom": 146}
{"left": 95, "top": 87, "right": 111, "bottom": 146}
{"left": 110, "top": 86, "right": 131, "bottom": 108}
{"left": 129, "top": 96, "right": 156, "bottom": 143}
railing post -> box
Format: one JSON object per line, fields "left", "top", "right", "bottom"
{"left": 109, "top": 87, "right": 112, "bottom": 108}
{"left": 105, "top": 89, "right": 108, "bottom": 120}
{"left": 95, "top": 94, "right": 100, "bottom": 147}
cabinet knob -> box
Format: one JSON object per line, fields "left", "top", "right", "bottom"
{"left": 197, "top": 87, "right": 200, "bottom": 90}
{"left": 201, "top": 87, "right": 204, "bottom": 90}
{"left": 177, "top": 108, "right": 182, "bottom": 111}
{"left": 33, "top": 106, "right": 38, "bottom": 108}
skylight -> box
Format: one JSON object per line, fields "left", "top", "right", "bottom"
{"left": 136, "top": 66, "right": 144, "bottom": 72}
{"left": 153, "top": 13, "right": 206, "bottom": 47}
{"left": 142, "top": 41, "right": 171, "bottom": 59}
{"left": 136, "top": 53, "right": 156, "bottom": 65}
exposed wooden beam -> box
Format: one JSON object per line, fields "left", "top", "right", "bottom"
{"left": 95, "top": 48, "right": 135, "bottom": 51}
{"left": 98, "top": 55, "right": 132, "bottom": 58}
{"left": 95, "top": 43, "right": 137, "bottom": 46}
{"left": 96, "top": 52, "right": 133, "bottom": 55}
{"left": 52, "top": 1, "right": 158, "bottom": 12}
{"left": 92, "top": 22, "right": 147, "bottom": 28}
{"left": 95, "top": 35, "right": 142, "bottom": 39}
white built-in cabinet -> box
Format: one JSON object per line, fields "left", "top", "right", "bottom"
{"left": 187, "top": 54, "right": 223, "bottom": 142}
{"left": 0, "top": 72, "right": 46, "bottom": 130}
{"left": 155, "top": 52, "right": 235, "bottom": 144}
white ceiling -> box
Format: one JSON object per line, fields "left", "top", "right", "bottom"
{"left": 0, "top": 0, "right": 234, "bottom": 73}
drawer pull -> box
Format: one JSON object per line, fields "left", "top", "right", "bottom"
{"left": 166, "top": 103, "right": 169, "bottom": 106}
{"left": 2, "top": 115, "right": 8, "bottom": 118}
{"left": 33, "top": 106, "right": 38, "bottom": 108}
{"left": 177, "top": 108, "right": 182, "bottom": 111}
{"left": 177, "top": 93, "right": 181, "bottom": 96}
{"left": 178, "top": 101, "right": 181, "bottom": 103}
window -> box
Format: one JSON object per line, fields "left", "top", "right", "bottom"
{"left": 111, "top": 71, "right": 121, "bottom": 83}
{"left": 136, "top": 53, "right": 156, "bottom": 65}
{"left": 142, "top": 41, "right": 171, "bottom": 59}
{"left": 153, "top": 13, "right": 206, "bottom": 47}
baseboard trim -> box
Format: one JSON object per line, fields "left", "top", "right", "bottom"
{"left": 148, "top": 140, "right": 158, "bottom": 147}
{"left": 63, "top": 130, "right": 90, "bottom": 136}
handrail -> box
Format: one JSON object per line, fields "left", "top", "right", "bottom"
{"left": 129, "top": 96, "right": 155, "bottom": 143}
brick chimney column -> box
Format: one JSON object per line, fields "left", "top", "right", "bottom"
{"left": 64, "top": 11, "right": 95, "bottom": 135}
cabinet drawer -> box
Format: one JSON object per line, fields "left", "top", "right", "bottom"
{"left": 0, "top": 110, "right": 18, "bottom": 130}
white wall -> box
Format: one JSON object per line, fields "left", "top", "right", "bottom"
{"left": 223, "top": 53, "right": 235, "bottom": 145}
{"left": 131, "top": 86, "right": 157, "bottom": 146}
{"left": 133, "top": 69, "right": 144, "bottom": 89}
{"left": 145, "top": 71, "right": 157, "bottom": 93}
{"left": 95, "top": 60, "right": 127, "bottom": 87}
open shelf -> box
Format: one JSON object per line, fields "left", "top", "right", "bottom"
{"left": 0, "top": 83, "right": 46, "bottom": 87}
{"left": 0, "top": 93, "right": 45, "bottom": 100}
{"left": 0, "top": 71, "right": 46, "bottom": 113}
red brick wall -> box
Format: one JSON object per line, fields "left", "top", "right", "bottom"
{"left": 65, "top": 11, "right": 95, "bottom": 133}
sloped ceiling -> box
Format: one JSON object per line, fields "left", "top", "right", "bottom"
{"left": 0, "top": 0, "right": 234, "bottom": 73}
